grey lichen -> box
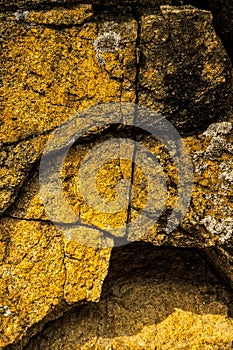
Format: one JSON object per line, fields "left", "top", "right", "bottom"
{"left": 202, "top": 122, "right": 233, "bottom": 159}
{"left": 203, "top": 122, "right": 232, "bottom": 137}
{"left": 192, "top": 122, "right": 232, "bottom": 219}
{"left": 201, "top": 216, "right": 233, "bottom": 244}
{"left": 0, "top": 305, "right": 12, "bottom": 317}
{"left": 193, "top": 122, "right": 233, "bottom": 168}
{"left": 14, "top": 10, "right": 29, "bottom": 21}
{"left": 205, "top": 136, "right": 233, "bottom": 159}
{"left": 93, "top": 30, "right": 121, "bottom": 65}
{"left": 219, "top": 161, "right": 233, "bottom": 190}
{"left": 93, "top": 31, "right": 121, "bottom": 53}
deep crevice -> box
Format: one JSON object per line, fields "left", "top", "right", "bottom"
{"left": 125, "top": 6, "right": 142, "bottom": 244}
{"left": 0, "top": 159, "right": 41, "bottom": 217}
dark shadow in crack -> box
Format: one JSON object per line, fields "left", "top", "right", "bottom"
{"left": 23, "top": 243, "right": 233, "bottom": 349}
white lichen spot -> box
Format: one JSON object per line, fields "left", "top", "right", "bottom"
{"left": 0, "top": 305, "right": 12, "bottom": 317}
{"left": 14, "top": 10, "right": 29, "bottom": 21}
{"left": 201, "top": 215, "right": 233, "bottom": 243}
{"left": 219, "top": 161, "right": 233, "bottom": 190}
{"left": 203, "top": 122, "right": 232, "bottom": 137}
{"left": 101, "top": 20, "right": 119, "bottom": 32}
{"left": 96, "top": 53, "right": 106, "bottom": 65}
{"left": 194, "top": 162, "right": 209, "bottom": 175}
{"left": 205, "top": 136, "right": 233, "bottom": 159}
{"left": 93, "top": 31, "right": 121, "bottom": 65}
{"left": 201, "top": 122, "right": 233, "bottom": 159}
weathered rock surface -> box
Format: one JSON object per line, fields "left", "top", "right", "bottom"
{"left": 208, "top": 0, "right": 233, "bottom": 61}
{"left": 1, "top": 117, "right": 233, "bottom": 347}
{"left": 0, "top": 0, "right": 172, "bottom": 10}
{"left": 182, "top": 0, "right": 233, "bottom": 62}
{"left": 0, "top": 217, "right": 111, "bottom": 349}
{"left": 0, "top": 136, "right": 48, "bottom": 215}
{"left": 139, "top": 5, "right": 232, "bottom": 130}
{"left": 0, "top": 4, "right": 137, "bottom": 214}
{"left": 4, "top": 116, "right": 233, "bottom": 249}
{"left": 24, "top": 245, "right": 233, "bottom": 349}
{"left": 1, "top": 4, "right": 231, "bottom": 214}
{"left": 1, "top": 5, "right": 136, "bottom": 348}
{"left": 0, "top": 2, "right": 233, "bottom": 350}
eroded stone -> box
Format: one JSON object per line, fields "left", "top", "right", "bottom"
{"left": 23, "top": 245, "right": 233, "bottom": 349}
{"left": 0, "top": 217, "right": 111, "bottom": 349}
{"left": 139, "top": 5, "right": 232, "bottom": 130}
{"left": 0, "top": 6, "right": 137, "bottom": 214}
{"left": 0, "top": 3, "right": 233, "bottom": 349}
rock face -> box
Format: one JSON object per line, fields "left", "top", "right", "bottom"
{"left": 24, "top": 245, "right": 233, "bottom": 349}
{"left": 0, "top": 1, "right": 233, "bottom": 350}
{"left": 208, "top": 0, "right": 233, "bottom": 61}
{"left": 1, "top": 5, "right": 136, "bottom": 348}
{"left": 139, "top": 5, "right": 231, "bottom": 130}
{"left": 0, "top": 0, "right": 172, "bottom": 9}
{"left": 0, "top": 4, "right": 137, "bottom": 214}
{"left": 182, "top": 0, "right": 233, "bottom": 62}
{"left": 0, "top": 216, "right": 111, "bottom": 349}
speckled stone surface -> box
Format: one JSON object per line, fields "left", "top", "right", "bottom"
{"left": 0, "top": 5, "right": 137, "bottom": 214}
{"left": 138, "top": 5, "right": 232, "bottom": 130}
{"left": 1, "top": 5, "right": 136, "bottom": 349}
{"left": 0, "top": 2, "right": 233, "bottom": 350}
{"left": 24, "top": 245, "right": 233, "bottom": 349}
{"left": 181, "top": 0, "right": 233, "bottom": 61}
{"left": 0, "top": 217, "right": 111, "bottom": 349}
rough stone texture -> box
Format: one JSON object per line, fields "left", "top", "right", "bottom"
{"left": 24, "top": 245, "right": 233, "bottom": 349}
{"left": 0, "top": 136, "right": 48, "bottom": 215}
{"left": 0, "top": 2, "right": 233, "bottom": 350}
{"left": 129, "top": 118, "right": 233, "bottom": 250}
{"left": 0, "top": 217, "right": 111, "bottom": 349}
{"left": 4, "top": 117, "right": 233, "bottom": 250}
{"left": 1, "top": 5, "right": 231, "bottom": 214}
{"left": 208, "top": 0, "right": 233, "bottom": 61}
{"left": 182, "top": 0, "right": 233, "bottom": 62}
{"left": 0, "top": 5, "right": 137, "bottom": 214}
{"left": 0, "top": 0, "right": 172, "bottom": 10}
{"left": 206, "top": 247, "right": 233, "bottom": 290}
{"left": 0, "top": 5, "right": 136, "bottom": 349}
{"left": 138, "top": 5, "right": 232, "bottom": 130}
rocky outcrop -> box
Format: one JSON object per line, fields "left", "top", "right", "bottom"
{"left": 1, "top": 5, "right": 136, "bottom": 348}
{"left": 139, "top": 6, "right": 232, "bottom": 130}
{"left": 24, "top": 245, "right": 233, "bottom": 349}
{"left": 182, "top": 0, "right": 233, "bottom": 62}
{"left": 0, "top": 2, "right": 232, "bottom": 349}
{"left": 0, "top": 4, "right": 137, "bottom": 214}
{"left": 208, "top": 0, "right": 233, "bottom": 61}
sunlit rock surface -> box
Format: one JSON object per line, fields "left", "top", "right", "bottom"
{"left": 0, "top": 2, "right": 232, "bottom": 349}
